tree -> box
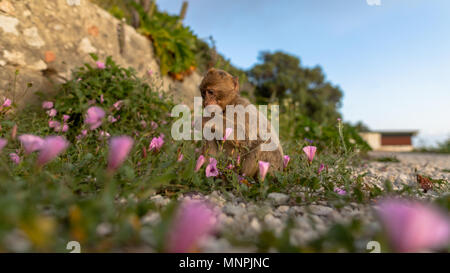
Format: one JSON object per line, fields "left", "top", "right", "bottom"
{"left": 248, "top": 51, "right": 343, "bottom": 123}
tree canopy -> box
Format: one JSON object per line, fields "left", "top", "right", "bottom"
{"left": 248, "top": 51, "right": 343, "bottom": 123}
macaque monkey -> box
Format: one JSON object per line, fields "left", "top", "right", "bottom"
{"left": 199, "top": 68, "right": 284, "bottom": 178}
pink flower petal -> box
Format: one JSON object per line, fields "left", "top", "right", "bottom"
{"left": 0, "top": 138, "right": 7, "bottom": 151}
{"left": 318, "top": 163, "right": 325, "bottom": 174}
{"left": 224, "top": 128, "right": 233, "bottom": 141}
{"left": 108, "top": 136, "right": 134, "bottom": 171}
{"left": 376, "top": 199, "right": 450, "bottom": 253}
{"left": 47, "top": 109, "right": 57, "bottom": 117}
{"left": 85, "top": 106, "right": 105, "bottom": 130}
{"left": 167, "top": 200, "right": 217, "bottom": 253}
{"left": 96, "top": 61, "right": 106, "bottom": 69}
{"left": 302, "top": 145, "right": 317, "bottom": 162}
{"left": 258, "top": 161, "right": 270, "bottom": 181}
{"left": 205, "top": 157, "right": 219, "bottom": 177}
{"left": 149, "top": 136, "right": 164, "bottom": 152}
{"left": 177, "top": 153, "right": 184, "bottom": 162}
{"left": 18, "top": 134, "right": 44, "bottom": 154}
{"left": 2, "top": 98, "right": 12, "bottom": 107}
{"left": 283, "top": 155, "right": 290, "bottom": 169}
{"left": 42, "top": 101, "right": 53, "bottom": 109}
{"left": 9, "top": 153, "right": 20, "bottom": 164}
{"left": 36, "top": 136, "right": 69, "bottom": 166}
{"left": 195, "top": 155, "right": 205, "bottom": 172}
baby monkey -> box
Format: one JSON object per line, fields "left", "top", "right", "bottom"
{"left": 199, "top": 68, "right": 284, "bottom": 178}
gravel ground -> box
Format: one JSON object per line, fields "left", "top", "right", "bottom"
{"left": 146, "top": 152, "right": 450, "bottom": 252}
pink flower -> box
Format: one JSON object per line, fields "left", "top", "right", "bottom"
{"left": 147, "top": 69, "right": 153, "bottom": 76}
{"left": 85, "top": 106, "right": 105, "bottom": 130}
{"left": 47, "top": 109, "right": 57, "bottom": 117}
{"left": 224, "top": 128, "right": 233, "bottom": 141}
{"left": 49, "top": 121, "right": 68, "bottom": 133}
{"left": 2, "top": 98, "right": 11, "bottom": 107}
{"left": 205, "top": 157, "right": 219, "bottom": 177}
{"left": 177, "top": 153, "right": 184, "bottom": 162}
{"left": 100, "top": 94, "right": 104, "bottom": 103}
{"left": 36, "top": 136, "right": 69, "bottom": 166}
{"left": 238, "top": 174, "right": 246, "bottom": 183}
{"left": 227, "top": 164, "right": 234, "bottom": 170}
{"left": 140, "top": 120, "right": 147, "bottom": 128}
{"left": 258, "top": 161, "right": 270, "bottom": 181}
{"left": 0, "top": 138, "right": 7, "bottom": 151}
{"left": 18, "top": 134, "right": 44, "bottom": 154}
{"left": 376, "top": 199, "right": 450, "bottom": 253}
{"left": 42, "top": 101, "right": 53, "bottom": 109}
{"left": 318, "top": 163, "right": 325, "bottom": 174}
{"left": 236, "top": 155, "right": 240, "bottom": 166}
{"left": 167, "top": 200, "right": 217, "bottom": 253}
{"left": 49, "top": 120, "right": 60, "bottom": 128}
{"left": 151, "top": 121, "right": 158, "bottom": 130}
{"left": 63, "top": 115, "right": 70, "bottom": 122}
{"left": 9, "top": 153, "right": 20, "bottom": 164}
{"left": 56, "top": 124, "right": 69, "bottom": 133}
{"left": 96, "top": 61, "right": 106, "bottom": 69}
{"left": 303, "top": 145, "right": 317, "bottom": 163}
{"left": 195, "top": 155, "right": 205, "bottom": 172}
{"left": 108, "top": 136, "right": 134, "bottom": 171}
{"left": 113, "top": 100, "right": 123, "bottom": 110}
{"left": 98, "top": 131, "right": 111, "bottom": 140}
{"left": 283, "top": 155, "right": 290, "bottom": 169}
{"left": 149, "top": 136, "right": 164, "bottom": 152}
{"left": 76, "top": 129, "right": 88, "bottom": 140}
{"left": 107, "top": 115, "right": 118, "bottom": 123}
{"left": 334, "top": 187, "right": 346, "bottom": 195}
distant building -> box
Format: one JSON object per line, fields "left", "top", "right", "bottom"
{"left": 359, "top": 130, "right": 418, "bottom": 152}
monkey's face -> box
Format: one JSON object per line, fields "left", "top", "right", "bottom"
{"left": 201, "top": 88, "right": 220, "bottom": 108}
{"left": 200, "top": 68, "right": 239, "bottom": 110}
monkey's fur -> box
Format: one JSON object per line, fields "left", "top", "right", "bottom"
{"left": 199, "top": 68, "right": 284, "bottom": 178}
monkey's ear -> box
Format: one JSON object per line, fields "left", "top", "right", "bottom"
{"left": 233, "top": 76, "right": 239, "bottom": 92}
{"left": 207, "top": 67, "right": 216, "bottom": 74}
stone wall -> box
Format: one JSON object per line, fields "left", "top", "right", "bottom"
{"left": 0, "top": 0, "right": 201, "bottom": 108}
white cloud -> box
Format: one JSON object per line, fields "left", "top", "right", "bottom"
{"left": 366, "top": 0, "right": 381, "bottom": 6}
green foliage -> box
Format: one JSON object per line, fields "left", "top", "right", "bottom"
{"left": 91, "top": 0, "right": 130, "bottom": 19}
{"left": 34, "top": 55, "right": 173, "bottom": 140}
{"left": 437, "top": 138, "right": 450, "bottom": 153}
{"left": 375, "top": 156, "right": 400, "bottom": 163}
{"left": 0, "top": 59, "right": 447, "bottom": 252}
{"left": 279, "top": 107, "right": 371, "bottom": 153}
{"left": 93, "top": 0, "right": 252, "bottom": 90}
{"left": 93, "top": 0, "right": 198, "bottom": 77}
{"left": 416, "top": 136, "right": 450, "bottom": 154}
{"left": 135, "top": 5, "right": 197, "bottom": 76}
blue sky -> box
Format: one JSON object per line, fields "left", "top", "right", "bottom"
{"left": 157, "top": 0, "right": 450, "bottom": 146}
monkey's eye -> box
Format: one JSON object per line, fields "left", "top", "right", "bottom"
{"left": 207, "top": 90, "right": 214, "bottom": 95}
